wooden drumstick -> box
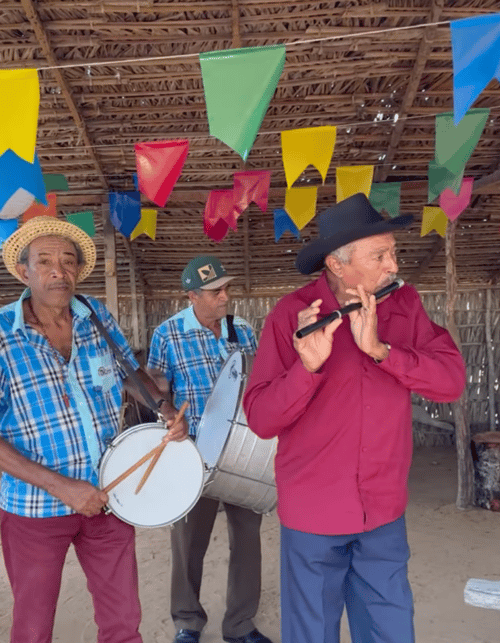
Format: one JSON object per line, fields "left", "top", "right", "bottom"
{"left": 134, "top": 401, "right": 189, "bottom": 495}
{"left": 103, "top": 443, "right": 164, "bottom": 494}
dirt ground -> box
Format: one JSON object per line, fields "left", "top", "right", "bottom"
{"left": 0, "top": 445, "right": 499, "bottom": 642}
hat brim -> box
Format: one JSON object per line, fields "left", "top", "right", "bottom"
{"left": 199, "top": 275, "right": 235, "bottom": 290}
{"left": 2, "top": 216, "right": 96, "bottom": 283}
{"left": 296, "top": 214, "right": 413, "bottom": 275}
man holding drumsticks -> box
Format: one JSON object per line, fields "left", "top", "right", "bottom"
{"left": 148, "top": 255, "right": 273, "bottom": 643}
{"left": 0, "top": 216, "right": 186, "bottom": 643}
{"left": 243, "top": 193, "right": 466, "bottom": 643}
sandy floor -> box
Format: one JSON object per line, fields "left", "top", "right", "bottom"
{"left": 0, "top": 445, "right": 499, "bottom": 642}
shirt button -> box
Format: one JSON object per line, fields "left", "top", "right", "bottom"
{"left": 365, "top": 405, "right": 370, "bottom": 410}
{"left": 362, "top": 447, "right": 368, "bottom": 452}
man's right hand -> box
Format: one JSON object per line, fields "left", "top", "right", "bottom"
{"left": 54, "top": 478, "right": 109, "bottom": 517}
{"left": 293, "top": 298, "right": 343, "bottom": 372}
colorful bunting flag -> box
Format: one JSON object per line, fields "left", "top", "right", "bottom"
{"left": 43, "top": 174, "right": 69, "bottom": 192}
{"left": 336, "top": 166, "right": 374, "bottom": 202}
{"left": 284, "top": 186, "right": 318, "bottom": 230}
{"left": 135, "top": 139, "right": 189, "bottom": 207}
{"left": 0, "top": 69, "right": 39, "bottom": 163}
{"left": 435, "top": 109, "right": 490, "bottom": 175}
{"left": 427, "top": 160, "right": 465, "bottom": 202}
{"left": 66, "top": 211, "right": 95, "bottom": 237}
{"left": 274, "top": 208, "right": 300, "bottom": 242}
{"left": 199, "top": 45, "right": 286, "bottom": 161}
{"left": 421, "top": 206, "right": 448, "bottom": 238}
{"left": 203, "top": 190, "right": 234, "bottom": 241}
{"left": 281, "top": 126, "right": 337, "bottom": 188}
{"left": 450, "top": 13, "right": 500, "bottom": 125}
{"left": 233, "top": 170, "right": 271, "bottom": 215}
{"left": 369, "top": 182, "right": 402, "bottom": 219}
{"left": 0, "top": 219, "right": 18, "bottom": 249}
{"left": 130, "top": 208, "right": 157, "bottom": 241}
{"left": 23, "top": 193, "right": 57, "bottom": 222}
{"left": 108, "top": 191, "right": 141, "bottom": 237}
{"left": 0, "top": 150, "right": 47, "bottom": 219}
{"left": 439, "top": 177, "right": 474, "bottom": 221}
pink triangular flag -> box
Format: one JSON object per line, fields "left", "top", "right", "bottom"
{"left": 135, "top": 140, "right": 189, "bottom": 207}
{"left": 438, "top": 176, "right": 474, "bottom": 221}
{"left": 203, "top": 190, "right": 234, "bottom": 241}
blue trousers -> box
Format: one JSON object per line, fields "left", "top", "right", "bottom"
{"left": 280, "top": 515, "right": 415, "bottom": 643}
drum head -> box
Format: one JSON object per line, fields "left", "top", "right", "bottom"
{"left": 99, "top": 423, "right": 204, "bottom": 528}
{"left": 196, "top": 351, "right": 245, "bottom": 472}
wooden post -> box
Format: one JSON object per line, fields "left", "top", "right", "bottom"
{"left": 485, "top": 288, "right": 496, "bottom": 430}
{"left": 129, "top": 260, "right": 140, "bottom": 349}
{"left": 445, "top": 219, "right": 473, "bottom": 509}
{"left": 102, "top": 211, "right": 119, "bottom": 320}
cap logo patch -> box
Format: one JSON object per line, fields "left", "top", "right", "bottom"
{"left": 198, "top": 264, "right": 216, "bottom": 282}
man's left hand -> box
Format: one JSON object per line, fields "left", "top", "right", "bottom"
{"left": 346, "top": 285, "right": 389, "bottom": 361}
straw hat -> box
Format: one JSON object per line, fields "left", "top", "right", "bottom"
{"left": 2, "top": 216, "right": 96, "bottom": 283}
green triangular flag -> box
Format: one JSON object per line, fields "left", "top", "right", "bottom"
{"left": 369, "top": 182, "right": 401, "bottom": 218}
{"left": 200, "top": 45, "right": 286, "bottom": 161}
{"left": 435, "top": 108, "right": 490, "bottom": 175}
{"left": 43, "top": 174, "right": 69, "bottom": 192}
{"left": 428, "top": 160, "right": 465, "bottom": 203}
{"left": 66, "top": 211, "right": 95, "bottom": 237}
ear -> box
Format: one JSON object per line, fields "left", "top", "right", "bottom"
{"left": 324, "top": 254, "right": 343, "bottom": 278}
{"left": 15, "top": 263, "right": 30, "bottom": 286}
{"left": 187, "top": 290, "right": 197, "bottom": 305}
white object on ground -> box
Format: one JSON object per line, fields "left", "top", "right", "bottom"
{"left": 464, "top": 579, "right": 500, "bottom": 610}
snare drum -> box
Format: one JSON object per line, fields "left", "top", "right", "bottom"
{"left": 196, "top": 351, "right": 277, "bottom": 514}
{"left": 99, "top": 422, "right": 204, "bottom": 528}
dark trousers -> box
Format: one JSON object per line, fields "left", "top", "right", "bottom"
{"left": 280, "top": 515, "right": 415, "bottom": 643}
{"left": 0, "top": 510, "right": 142, "bottom": 643}
{"left": 170, "top": 495, "right": 263, "bottom": 638}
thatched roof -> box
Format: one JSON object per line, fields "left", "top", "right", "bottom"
{"left": 2, "top": 0, "right": 500, "bottom": 301}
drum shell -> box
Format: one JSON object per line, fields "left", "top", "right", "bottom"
{"left": 197, "top": 351, "right": 277, "bottom": 514}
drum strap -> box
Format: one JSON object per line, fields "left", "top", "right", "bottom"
{"left": 226, "top": 314, "right": 239, "bottom": 344}
{"left": 75, "top": 294, "right": 161, "bottom": 413}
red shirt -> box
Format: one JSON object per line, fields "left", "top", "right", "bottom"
{"left": 243, "top": 274, "right": 466, "bottom": 535}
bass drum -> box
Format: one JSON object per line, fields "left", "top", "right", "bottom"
{"left": 196, "top": 350, "right": 277, "bottom": 514}
{"left": 99, "top": 422, "right": 204, "bottom": 528}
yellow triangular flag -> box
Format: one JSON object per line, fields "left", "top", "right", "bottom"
{"left": 336, "top": 165, "right": 374, "bottom": 202}
{"left": 284, "top": 186, "right": 318, "bottom": 230}
{"left": 421, "top": 206, "right": 448, "bottom": 238}
{"left": 130, "top": 208, "right": 157, "bottom": 241}
{"left": 281, "top": 126, "right": 337, "bottom": 188}
{"left": 0, "top": 70, "right": 39, "bottom": 163}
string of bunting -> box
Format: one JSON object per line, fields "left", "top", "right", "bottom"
{"left": 0, "top": 12, "right": 498, "bottom": 245}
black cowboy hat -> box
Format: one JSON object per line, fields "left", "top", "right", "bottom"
{"left": 296, "top": 192, "right": 413, "bottom": 275}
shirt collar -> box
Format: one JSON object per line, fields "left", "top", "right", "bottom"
{"left": 182, "top": 304, "right": 228, "bottom": 339}
{"left": 12, "top": 289, "right": 91, "bottom": 334}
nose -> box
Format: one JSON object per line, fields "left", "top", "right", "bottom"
{"left": 51, "top": 261, "right": 66, "bottom": 277}
{"left": 219, "top": 288, "right": 229, "bottom": 303}
{"left": 386, "top": 253, "right": 398, "bottom": 274}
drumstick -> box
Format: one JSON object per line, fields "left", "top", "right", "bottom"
{"left": 134, "top": 401, "right": 189, "bottom": 495}
{"left": 103, "top": 443, "right": 165, "bottom": 494}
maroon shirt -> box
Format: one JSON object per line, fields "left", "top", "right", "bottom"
{"left": 243, "top": 273, "right": 466, "bottom": 535}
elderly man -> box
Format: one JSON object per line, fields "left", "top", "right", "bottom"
{"left": 243, "top": 193, "right": 466, "bottom": 643}
{"left": 148, "top": 255, "right": 272, "bottom": 643}
{"left": 0, "top": 216, "right": 186, "bottom": 643}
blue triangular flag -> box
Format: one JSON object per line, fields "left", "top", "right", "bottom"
{"left": 274, "top": 208, "right": 301, "bottom": 242}
{"left": 451, "top": 13, "right": 500, "bottom": 124}
{"left": 0, "top": 150, "right": 47, "bottom": 219}
{"left": 0, "top": 219, "right": 18, "bottom": 248}
{"left": 108, "top": 191, "right": 141, "bottom": 237}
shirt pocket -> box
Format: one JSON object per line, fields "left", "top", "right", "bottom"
{"left": 89, "top": 352, "right": 116, "bottom": 393}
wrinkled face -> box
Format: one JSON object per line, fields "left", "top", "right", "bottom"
{"left": 326, "top": 232, "right": 399, "bottom": 296}
{"left": 16, "top": 235, "right": 81, "bottom": 307}
{"left": 190, "top": 285, "right": 230, "bottom": 323}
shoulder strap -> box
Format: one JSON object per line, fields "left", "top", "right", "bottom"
{"left": 226, "top": 314, "right": 239, "bottom": 344}
{"left": 75, "top": 295, "right": 160, "bottom": 413}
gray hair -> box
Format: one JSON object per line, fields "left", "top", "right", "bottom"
{"left": 329, "top": 241, "right": 356, "bottom": 264}
{"left": 18, "top": 236, "right": 85, "bottom": 266}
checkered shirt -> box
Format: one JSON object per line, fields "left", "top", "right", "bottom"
{"left": 148, "top": 306, "right": 256, "bottom": 438}
{"left": 0, "top": 290, "right": 138, "bottom": 517}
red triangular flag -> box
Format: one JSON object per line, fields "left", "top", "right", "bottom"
{"left": 204, "top": 190, "right": 235, "bottom": 241}
{"left": 23, "top": 193, "right": 57, "bottom": 222}
{"left": 135, "top": 139, "right": 189, "bottom": 207}
{"left": 233, "top": 170, "right": 271, "bottom": 215}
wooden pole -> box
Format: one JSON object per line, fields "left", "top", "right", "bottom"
{"left": 445, "top": 219, "right": 473, "bottom": 509}
{"left": 102, "top": 210, "right": 119, "bottom": 320}
{"left": 485, "top": 288, "right": 496, "bottom": 430}
{"left": 129, "top": 259, "right": 140, "bottom": 349}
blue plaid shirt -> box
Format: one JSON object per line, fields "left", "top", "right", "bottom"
{"left": 148, "top": 306, "right": 256, "bottom": 438}
{"left": 0, "top": 290, "right": 138, "bottom": 518}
